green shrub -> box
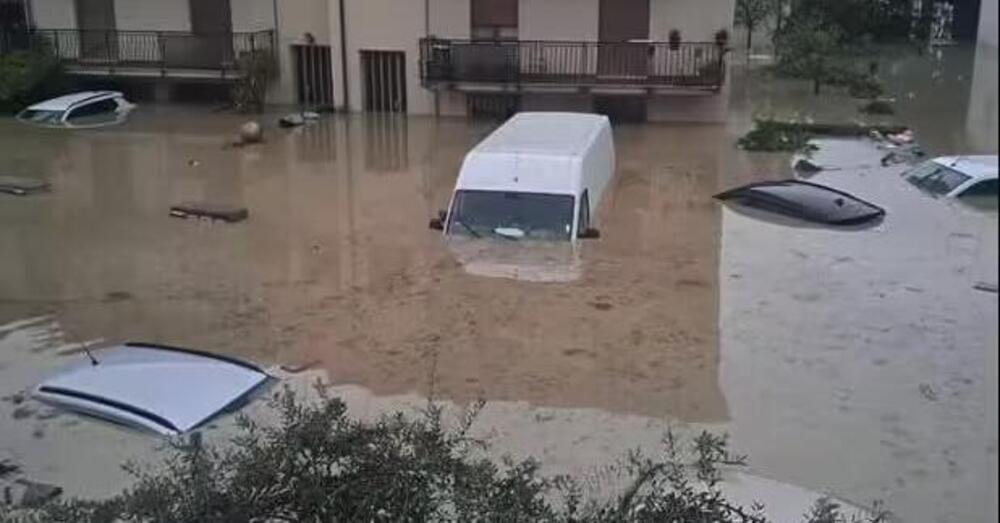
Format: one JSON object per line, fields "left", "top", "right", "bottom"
{"left": 1, "top": 386, "right": 891, "bottom": 523}
{"left": 738, "top": 120, "right": 818, "bottom": 153}
{"left": 230, "top": 50, "right": 276, "bottom": 113}
{"left": 859, "top": 100, "right": 895, "bottom": 115}
{"left": 845, "top": 75, "right": 883, "bottom": 99}
{"left": 0, "top": 40, "right": 62, "bottom": 114}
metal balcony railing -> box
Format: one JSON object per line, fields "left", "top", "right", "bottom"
{"left": 420, "top": 38, "right": 727, "bottom": 91}
{"left": 28, "top": 29, "right": 275, "bottom": 72}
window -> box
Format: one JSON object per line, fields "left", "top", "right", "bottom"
{"left": 447, "top": 190, "right": 575, "bottom": 241}
{"left": 17, "top": 109, "right": 66, "bottom": 125}
{"left": 957, "top": 179, "right": 998, "bottom": 197}
{"left": 66, "top": 98, "right": 120, "bottom": 126}
{"left": 471, "top": 0, "right": 518, "bottom": 40}
{"left": 904, "top": 161, "right": 972, "bottom": 196}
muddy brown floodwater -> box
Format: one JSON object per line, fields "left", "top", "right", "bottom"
{"left": 0, "top": 108, "right": 745, "bottom": 422}
{"left": 1, "top": 42, "right": 996, "bottom": 522}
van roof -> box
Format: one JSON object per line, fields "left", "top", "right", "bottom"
{"left": 456, "top": 112, "right": 611, "bottom": 195}
{"left": 473, "top": 112, "right": 609, "bottom": 158}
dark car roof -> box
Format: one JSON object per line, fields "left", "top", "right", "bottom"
{"left": 715, "top": 180, "right": 885, "bottom": 225}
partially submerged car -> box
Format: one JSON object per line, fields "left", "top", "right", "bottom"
{"left": 33, "top": 343, "right": 271, "bottom": 436}
{"left": 903, "top": 155, "right": 998, "bottom": 198}
{"left": 16, "top": 91, "right": 134, "bottom": 128}
{"left": 715, "top": 180, "right": 885, "bottom": 226}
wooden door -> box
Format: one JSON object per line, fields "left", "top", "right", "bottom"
{"left": 75, "top": 0, "right": 115, "bottom": 61}
{"left": 598, "top": 0, "right": 649, "bottom": 78}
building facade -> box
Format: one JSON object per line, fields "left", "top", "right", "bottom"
{"left": 19, "top": 0, "right": 737, "bottom": 121}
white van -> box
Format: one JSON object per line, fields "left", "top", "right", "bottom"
{"left": 431, "top": 112, "right": 615, "bottom": 243}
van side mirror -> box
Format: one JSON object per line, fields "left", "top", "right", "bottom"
{"left": 428, "top": 209, "right": 446, "bottom": 231}
{"left": 579, "top": 227, "right": 600, "bottom": 239}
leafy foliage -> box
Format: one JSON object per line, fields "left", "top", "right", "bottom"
{"left": 2, "top": 387, "right": 890, "bottom": 523}
{"left": 788, "top": 0, "right": 916, "bottom": 44}
{"left": 230, "top": 50, "right": 277, "bottom": 113}
{"left": 859, "top": 100, "right": 894, "bottom": 115}
{"left": 735, "top": 0, "right": 771, "bottom": 50}
{"left": 738, "top": 119, "right": 818, "bottom": 152}
{"left": 0, "top": 38, "right": 63, "bottom": 113}
{"left": 774, "top": 17, "right": 842, "bottom": 94}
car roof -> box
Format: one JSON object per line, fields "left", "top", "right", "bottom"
{"left": 931, "top": 155, "right": 998, "bottom": 181}
{"left": 27, "top": 91, "right": 123, "bottom": 112}
{"left": 33, "top": 343, "right": 269, "bottom": 435}
{"left": 473, "top": 112, "right": 609, "bottom": 159}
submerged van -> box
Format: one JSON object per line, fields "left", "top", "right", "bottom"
{"left": 431, "top": 112, "right": 615, "bottom": 244}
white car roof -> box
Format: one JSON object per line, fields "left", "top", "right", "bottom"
{"left": 33, "top": 343, "right": 270, "bottom": 435}
{"left": 456, "top": 112, "right": 610, "bottom": 195}
{"left": 27, "top": 91, "right": 123, "bottom": 112}
{"left": 932, "top": 155, "right": 998, "bottom": 182}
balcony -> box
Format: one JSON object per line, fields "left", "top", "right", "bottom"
{"left": 29, "top": 29, "right": 275, "bottom": 79}
{"left": 419, "top": 38, "right": 727, "bottom": 94}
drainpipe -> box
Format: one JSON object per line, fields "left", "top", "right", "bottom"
{"left": 271, "top": 0, "right": 281, "bottom": 99}
{"left": 426, "top": 0, "right": 440, "bottom": 117}
{"left": 339, "top": 0, "right": 349, "bottom": 111}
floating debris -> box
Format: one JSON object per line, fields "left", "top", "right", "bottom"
{"left": 170, "top": 203, "right": 249, "bottom": 223}
{"left": 0, "top": 176, "right": 50, "bottom": 196}
{"left": 973, "top": 282, "right": 998, "bottom": 294}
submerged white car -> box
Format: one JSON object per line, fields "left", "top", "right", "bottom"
{"left": 903, "top": 155, "right": 998, "bottom": 198}
{"left": 16, "top": 91, "right": 134, "bottom": 128}
{"left": 33, "top": 343, "right": 271, "bottom": 436}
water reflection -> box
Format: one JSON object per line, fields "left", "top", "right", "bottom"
{"left": 363, "top": 113, "right": 409, "bottom": 173}
{"left": 0, "top": 110, "right": 728, "bottom": 421}
{"left": 730, "top": 43, "right": 999, "bottom": 156}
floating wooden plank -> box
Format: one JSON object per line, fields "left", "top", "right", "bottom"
{"left": 0, "top": 176, "right": 50, "bottom": 196}
{"left": 169, "top": 202, "right": 249, "bottom": 223}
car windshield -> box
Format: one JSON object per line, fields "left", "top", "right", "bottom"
{"left": 17, "top": 109, "right": 65, "bottom": 125}
{"left": 447, "top": 190, "right": 575, "bottom": 241}
{"left": 905, "top": 161, "right": 972, "bottom": 196}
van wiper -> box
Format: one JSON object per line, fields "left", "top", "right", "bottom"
{"left": 453, "top": 218, "right": 481, "bottom": 238}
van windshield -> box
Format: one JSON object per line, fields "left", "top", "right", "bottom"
{"left": 448, "top": 190, "right": 575, "bottom": 241}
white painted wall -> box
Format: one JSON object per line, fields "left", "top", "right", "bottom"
{"left": 232, "top": 0, "right": 276, "bottom": 32}
{"left": 650, "top": 0, "right": 735, "bottom": 42}
{"left": 335, "top": 0, "right": 469, "bottom": 114}
{"left": 342, "top": 0, "right": 426, "bottom": 113}
{"left": 270, "top": 0, "right": 328, "bottom": 105}
{"left": 520, "top": 0, "right": 599, "bottom": 41}
{"left": 979, "top": 0, "right": 998, "bottom": 48}
{"left": 430, "top": 0, "right": 470, "bottom": 39}
{"left": 115, "top": 0, "right": 189, "bottom": 31}
{"left": 31, "top": 0, "right": 75, "bottom": 28}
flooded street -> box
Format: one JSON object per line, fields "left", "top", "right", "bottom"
{"left": 1, "top": 43, "right": 997, "bottom": 522}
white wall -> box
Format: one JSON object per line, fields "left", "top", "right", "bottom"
{"left": 520, "top": 0, "right": 599, "bottom": 41}
{"left": 430, "top": 0, "right": 470, "bottom": 39}
{"left": 650, "top": 0, "right": 735, "bottom": 42}
{"left": 232, "top": 0, "right": 277, "bottom": 33}
{"left": 269, "top": 0, "right": 328, "bottom": 105}
{"left": 115, "top": 0, "right": 189, "bottom": 31}
{"left": 980, "top": 0, "right": 998, "bottom": 48}
{"left": 335, "top": 0, "right": 470, "bottom": 114}
{"left": 31, "top": 0, "right": 75, "bottom": 28}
